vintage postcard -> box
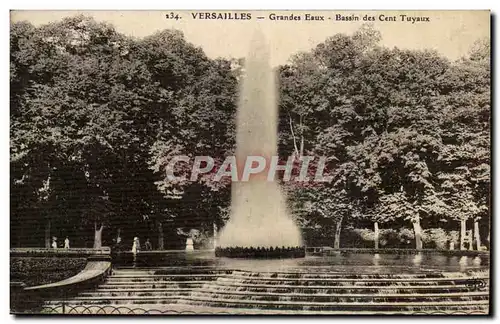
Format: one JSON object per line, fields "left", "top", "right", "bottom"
{"left": 10, "top": 10, "right": 491, "bottom": 315}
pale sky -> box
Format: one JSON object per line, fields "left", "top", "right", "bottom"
{"left": 11, "top": 10, "right": 490, "bottom": 66}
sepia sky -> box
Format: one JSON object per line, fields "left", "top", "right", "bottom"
{"left": 10, "top": 10, "right": 490, "bottom": 66}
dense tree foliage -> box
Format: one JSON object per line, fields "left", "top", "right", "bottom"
{"left": 10, "top": 17, "right": 490, "bottom": 250}
{"left": 279, "top": 26, "right": 490, "bottom": 249}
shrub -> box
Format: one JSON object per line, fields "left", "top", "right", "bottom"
{"left": 10, "top": 257, "right": 87, "bottom": 287}
{"left": 449, "top": 230, "right": 460, "bottom": 248}
{"left": 343, "top": 228, "right": 414, "bottom": 248}
{"left": 352, "top": 228, "right": 375, "bottom": 241}
{"left": 422, "top": 228, "right": 449, "bottom": 250}
{"left": 342, "top": 227, "right": 458, "bottom": 249}
{"left": 323, "top": 226, "right": 459, "bottom": 250}
{"left": 347, "top": 228, "right": 375, "bottom": 248}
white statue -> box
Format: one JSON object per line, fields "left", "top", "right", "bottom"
{"left": 185, "top": 237, "right": 194, "bottom": 251}
{"left": 177, "top": 228, "right": 198, "bottom": 251}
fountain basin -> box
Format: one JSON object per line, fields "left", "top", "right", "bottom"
{"left": 110, "top": 250, "right": 489, "bottom": 273}
{"left": 214, "top": 246, "right": 305, "bottom": 259}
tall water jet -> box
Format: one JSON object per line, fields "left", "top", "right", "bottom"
{"left": 216, "top": 31, "right": 303, "bottom": 257}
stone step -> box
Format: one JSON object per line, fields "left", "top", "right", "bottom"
{"left": 82, "top": 287, "right": 194, "bottom": 292}
{"left": 81, "top": 288, "right": 192, "bottom": 294}
{"left": 110, "top": 270, "right": 487, "bottom": 280}
{"left": 109, "top": 274, "right": 221, "bottom": 277}
{"left": 47, "top": 295, "right": 490, "bottom": 308}
{"left": 187, "top": 289, "right": 489, "bottom": 299}
{"left": 229, "top": 271, "right": 460, "bottom": 278}
{"left": 208, "top": 280, "right": 487, "bottom": 288}
{"left": 106, "top": 276, "right": 218, "bottom": 282}
{"left": 110, "top": 271, "right": 452, "bottom": 278}
{"left": 104, "top": 280, "right": 215, "bottom": 285}
{"left": 78, "top": 291, "right": 192, "bottom": 298}
{"left": 78, "top": 290, "right": 489, "bottom": 302}
{"left": 179, "top": 296, "right": 490, "bottom": 309}
{"left": 197, "top": 283, "right": 485, "bottom": 291}
{"left": 113, "top": 269, "right": 230, "bottom": 274}
{"left": 98, "top": 281, "right": 489, "bottom": 290}
{"left": 216, "top": 274, "right": 489, "bottom": 283}
{"left": 113, "top": 267, "right": 224, "bottom": 275}
{"left": 96, "top": 285, "right": 206, "bottom": 291}
{"left": 99, "top": 281, "right": 210, "bottom": 286}
{"left": 187, "top": 294, "right": 489, "bottom": 303}
{"left": 114, "top": 266, "right": 215, "bottom": 269}
{"left": 92, "top": 285, "right": 482, "bottom": 294}
{"left": 44, "top": 296, "right": 180, "bottom": 305}
{"left": 114, "top": 266, "right": 483, "bottom": 274}
{"left": 103, "top": 277, "right": 489, "bottom": 287}
{"left": 95, "top": 287, "right": 204, "bottom": 291}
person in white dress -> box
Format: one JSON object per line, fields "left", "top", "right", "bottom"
{"left": 132, "top": 237, "right": 138, "bottom": 254}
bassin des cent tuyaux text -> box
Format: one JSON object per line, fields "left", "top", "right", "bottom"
{"left": 164, "top": 12, "right": 431, "bottom": 23}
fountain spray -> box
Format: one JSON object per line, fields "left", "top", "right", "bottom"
{"left": 216, "top": 30, "right": 303, "bottom": 255}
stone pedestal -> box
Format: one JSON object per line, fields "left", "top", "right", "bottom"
{"left": 215, "top": 246, "right": 305, "bottom": 258}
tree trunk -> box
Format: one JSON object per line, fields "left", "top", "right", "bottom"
{"left": 115, "top": 228, "right": 122, "bottom": 249}
{"left": 412, "top": 216, "right": 423, "bottom": 250}
{"left": 460, "top": 219, "right": 466, "bottom": 250}
{"left": 474, "top": 220, "right": 481, "bottom": 250}
{"left": 213, "top": 222, "right": 218, "bottom": 249}
{"left": 333, "top": 216, "right": 343, "bottom": 249}
{"left": 374, "top": 221, "right": 380, "bottom": 250}
{"left": 93, "top": 222, "right": 103, "bottom": 249}
{"left": 288, "top": 114, "right": 299, "bottom": 157}
{"left": 17, "top": 215, "right": 24, "bottom": 247}
{"left": 157, "top": 222, "right": 164, "bottom": 250}
{"left": 44, "top": 219, "right": 51, "bottom": 248}
{"left": 300, "top": 136, "right": 304, "bottom": 157}
{"left": 299, "top": 115, "right": 304, "bottom": 157}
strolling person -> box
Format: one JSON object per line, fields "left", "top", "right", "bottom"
{"left": 132, "top": 237, "right": 140, "bottom": 254}
{"left": 144, "top": 238, "right": 152, "bottom": 251}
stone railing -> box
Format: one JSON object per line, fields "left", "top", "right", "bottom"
{"left": 23, "top": 303, "right": 489, "bottom": 315}
{"left": 305, "top": 247, "right": 490, "bottom": 256}
{"left": 10, "top": 247, "right": 111, "bottom": 256}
